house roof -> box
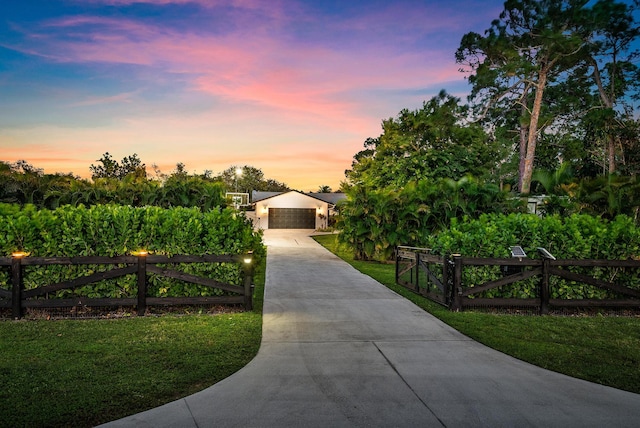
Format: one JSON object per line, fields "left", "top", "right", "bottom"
{"left": 307, "top": 192, "right": 347, "bottom": 205}
{"left": 251, "top": 191, "right": 282, "bottom": 202}
{"left": 251, "top": 190, "right": 347, "bottom": 206}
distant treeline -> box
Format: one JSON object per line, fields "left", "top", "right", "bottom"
{"left": 0, "top": 154, "right": 290, "bottom": 210}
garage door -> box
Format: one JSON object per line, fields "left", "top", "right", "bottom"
{"left": 268, "top": 208, "right": 316, "bottom": 229}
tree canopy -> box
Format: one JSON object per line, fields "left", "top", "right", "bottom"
{"left": 217, "top": 165, "right": 289, "bottom": 194}
{"left": 1, "top": 157, "right": 292, "bottom": 210}
{"left": 90, "top": 152, "right": 147, "bottom": 180}
{"left": 346, "top": 91, "right": 503, "bottom": 189}
{"left": 337, "top": 0, "right": 640, "bottom": 261}
{"left": 455, "top": 0, "right": 640, "bottom": 193}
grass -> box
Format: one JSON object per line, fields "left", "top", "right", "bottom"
{"left": 0, "top": 261, "right": 265, "bottom": 428}
{"left": 313, "top": 234, "right": 640, "bottom": 395}
{"left": 2, "top": 235, "right": 639, "bottom": 427}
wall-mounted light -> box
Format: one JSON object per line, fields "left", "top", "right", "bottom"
{"left": 316, "top": 206, "right": 324, "bottom": 214}
{"left": 261, "top": 205, "right": 269, "bottom": 214}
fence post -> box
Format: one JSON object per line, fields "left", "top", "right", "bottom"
{"left": 414, "top": 251, "right": 421, "bottom": 293}
{"left": 242, "top": 252, "right": 254, "bottom": 311}
{"left": 443, "top": 254, "right": 452, "bottom": 307}
{"left": 137, "top": 253, "right": 147, "bottom": 316}
{"left": 395, "top": 247, "right": 399, "bottom": 286}
{"left": 11, "top": 254, "right": 24, "bottom": 320}
{"left": 540, "top": 258, "right": 550, "bottom": 315}
{"left": 451, "top": 254, "right": 463, "bottom": 312}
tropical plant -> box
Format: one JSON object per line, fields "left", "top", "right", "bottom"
{"left": 338, "top": 177, "right": 524, "bottom": 260}
{"left": 575, "top": 174, "right": 640, "bottom": 221}
{"left": 531, "top": 162, "right": 575, "bottom": 195}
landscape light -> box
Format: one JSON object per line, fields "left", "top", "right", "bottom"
{"left": 132, "top": 250, "right": 149, "bottom": 256}
{"left": 11, "top": 251, "right": 29, "bottom": 258}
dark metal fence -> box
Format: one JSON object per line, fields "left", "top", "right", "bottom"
{"left": 0, "top": 253, "right": 254, "bottom": 320}
{"left": 395, "top": 246, "right": 453, "bottom": 307}
{"left": 396, "top": 246, "right": 640, "bottom": 314}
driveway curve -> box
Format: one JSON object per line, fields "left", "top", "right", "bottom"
{"left": 101, "top": 229, "right": 640, "bottom": 427}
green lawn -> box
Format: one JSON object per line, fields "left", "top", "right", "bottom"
{"left": 2, "top": 235, "right": 639, "bottom": 428}
{"left": 313, "top": 234, "right": 640, "bottom": 395}
{"left": 0, "top": 262, "right": 265, "bottom": 428}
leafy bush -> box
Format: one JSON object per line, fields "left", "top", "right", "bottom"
{"left": 338, "top": 176, "right": 524, "bottom": 260}
{"left": 423, "top": 213, "right": 639, "bottom": 259}
{"left": 0, "top": 204, "right": 264, "bottom": 298}
{"left": 575, "top": 175, "right": 640, "bottom": 221}
{"left": 422, "top": 213, "right": 640, "bottom": 299}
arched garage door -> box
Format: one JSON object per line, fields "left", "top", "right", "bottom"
{"left": 268, "top": 208, "right": 316, "bottom": 229}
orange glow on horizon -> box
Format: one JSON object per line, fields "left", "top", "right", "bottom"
{"left": 0, "top": 1, "right": 503, "bottom": 192}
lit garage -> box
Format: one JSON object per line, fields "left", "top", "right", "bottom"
{"left": 268, "top": 208, "right": 316, "bottom": 229}
{"left": 250, "top": 190, "right": 346, "bottom": 230}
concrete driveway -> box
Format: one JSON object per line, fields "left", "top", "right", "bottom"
{"left": 101, "top": 229, "right": 640, "bottom": 427}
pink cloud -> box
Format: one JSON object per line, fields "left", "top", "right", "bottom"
{"left": 3, "top": 1, "right": 488, "bottom": 189}
{"left": 21, "top": 6, "right": 459, "bottom": 118}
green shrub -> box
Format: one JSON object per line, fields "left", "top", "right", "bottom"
{"left": 338, "top": 177, "right": 524, "bottom": 260}
{"left": 422, "top": 213, "right": 640, "bottom": 299}
{"left": 423, "top": 213, "right": 639, "bottom": 259}
{"left": 0, "top": 204, "right": 264, "bottom": 298}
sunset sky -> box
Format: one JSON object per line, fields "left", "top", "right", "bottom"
{"left": 1, "top": 0, "right": 505, "bottom": 191}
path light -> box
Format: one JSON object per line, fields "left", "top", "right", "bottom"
{"left": 537, "top": 247, "right": 556, "bottom": 260}
{"left": 510, "top": 246, "right": 527, "bottom": 260}
{"left": 503, "top": 246, "right": 527, "bottom": 276}
{"left": 241, "top": 251, "right": 255, "bottom": 311}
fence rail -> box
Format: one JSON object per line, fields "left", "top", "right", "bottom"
{"left": 0, "top": 253, "right": 254, "bottom": 319}
{"left": 396, "top": 246, "right": 640, "bottom": 314}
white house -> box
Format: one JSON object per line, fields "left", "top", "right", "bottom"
{"left": 250, "top": 190, "right": 346, "bottom": 230}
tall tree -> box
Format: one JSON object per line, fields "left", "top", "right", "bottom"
{"left": 584, "top": 0, "right": 640, "bottom": 173}
{"left": 457, "top": 0, "right": 603, "bottom": 194}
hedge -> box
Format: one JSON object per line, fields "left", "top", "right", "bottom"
{"left": 421, "top": 213, "right": 640, "bottom": 299}
{"left": 422, "top": 213, "right": 639, "bottom": 260}
{"left": 0, "top": 204, "right": 264, "bottom": 299}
